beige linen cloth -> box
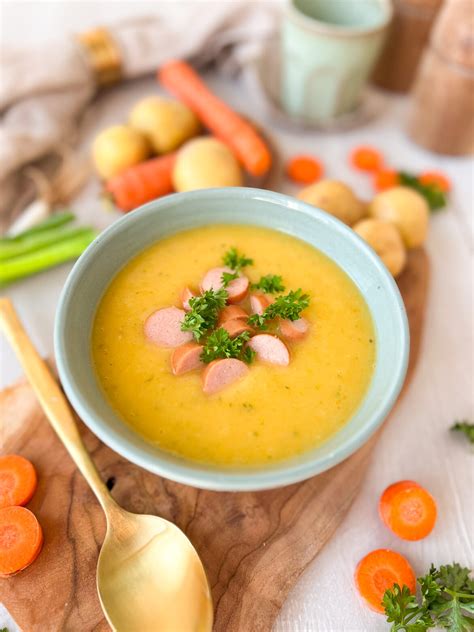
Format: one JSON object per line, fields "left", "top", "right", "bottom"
{"left": 0, "top": 1, "right": 277, "bottom": 231}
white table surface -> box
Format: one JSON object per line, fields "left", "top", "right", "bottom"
{"left": 1, "top": 3, "right": 473, "bottom": 631}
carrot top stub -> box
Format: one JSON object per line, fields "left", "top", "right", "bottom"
{"left": 355, "top": 549, "right": 416, "bottom": 613}
{"left": 0, "top": 505, "right": 44, "bottom": 576}
{"left": 379, "top": 480, "right": 437, "bottom": 541}
{"left": 0, "top": 454, "right": 37, "bottom": 509}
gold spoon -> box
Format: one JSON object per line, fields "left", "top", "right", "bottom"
{"left": 0, "top": 298, "right": 213, "bottom": 632}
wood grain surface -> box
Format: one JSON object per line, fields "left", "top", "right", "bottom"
{"left": 0, "top": 250, "right": 428, "bottom": 632}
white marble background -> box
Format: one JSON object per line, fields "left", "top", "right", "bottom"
{"left": 1, "top": 2, "right": 473, "bottom": 631}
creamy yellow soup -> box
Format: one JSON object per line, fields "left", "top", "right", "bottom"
{"left": 92, "top": 225, "right": 375, "bottom": 467}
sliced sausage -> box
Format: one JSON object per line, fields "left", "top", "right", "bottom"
{"left": 180, "top": 287, "right": 197, "bottom": 312}
{"left": 144, "top": 307, "right": 193, "bottom": 348}
{"left": 217, "top": 305, "right": 248, "bottom": 325}
{"left": 249, "top": 293, "right": 271, "bottom": 315}
{"left": 279, "top": 317, "right": 309, "bottom": 341}
{"left": 202, "top": 358, "right": 249, "bottom": 394}
{"left": 171, "top": 343, "right": 203, "bottom": 375}
{"left": 248, "top": 334, "right": 290, "bottom": 366}
{"left": 200, "top": 266, "right": 249, "bottom": 304}
{"left": 221, "top": 319, "right": 254, "bottom": 338}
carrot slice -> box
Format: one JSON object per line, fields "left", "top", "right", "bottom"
{"left": 351, "top": 146, "right": 384, "bottom": 172}
{"left": 0, "top": 506, "right": 43, "bottom": 576}
{"left": 355, "top": 549, "right": 416, "bottom": 613}
{"left": 374, "top": 169, "right": 400, "bottom": 192}
{"left": 0, "top": 454, "right": 37, "bottom": 509}
{"left": 419, "top": 171, "right": 451, "bottom": 192}
{"left": 379, "top": 480, "right": 437, "bottom": 541}
{"left": 286, "top": 155, "right": 324, "bottom": 184}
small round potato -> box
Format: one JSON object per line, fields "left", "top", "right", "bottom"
{"left": 173, "top": 137, "right": 243, "bottom": 192}
{"left": 129, "top": 97, "right": 200, "bottom": 154}
{"left": 297, "top": 179, "right": 367, "bottom": 226}
{"left": 369, "top": 186, "right": 429, "bottom": 249}
{"left": 353, "top": 218, "right": 407, "bottom": 277}
{"left": 92, "top": 125, "right": 150, "bottom": 179}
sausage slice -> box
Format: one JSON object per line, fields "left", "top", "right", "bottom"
{"left": 221, "top": 319, "right": 254, "bottom": 338}
{"left": 180, "top": 287, "right": 197, "bottom": 312}
{"left": 217, "top": 305, "right": 248, "bottom": 325}
{"left": 279, "top": 317, "right": 309, "bottom": 341}
{"left": 200, "top": 266, "right": 249, "bottom": 304}
{"left": 144, "top": 307, "right": 193, "bottom": 348}
{"left": 248, "top": 334, "right": 290, "bottom": 366}
{"left": 249, "top": 293, "right": 271, "bottom": 315}
{"left": 202, "top": 358, "right": 249, "bottom": 394}
{"left": 171, "top": 343, "right": 203, "bottom": 375}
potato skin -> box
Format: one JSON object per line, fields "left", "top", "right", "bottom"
{"left": 129, "top": 96, "right": 200, "bottom": 154}
{"left": 92, "top": 125, "right": 150, "bottom": 179}
{"left": 369, "top": 186, "right": 429, "bottom": 249}
{"left": 298, "top": 180, "right": 366, "bottom": 226}
{"left": 353, "top": 218, "right": 407, "bottom": 277}
{"left": 173, "top": 137, "right": 243, "bottom": 192}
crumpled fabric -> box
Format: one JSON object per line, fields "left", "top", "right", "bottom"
{"left": 0, "top": 1, "right": 278, "bottom": 230}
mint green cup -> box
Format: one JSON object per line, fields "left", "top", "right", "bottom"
{"left": 280, "top": 0, "right": 392, "bottom": 122}
{"left": 55, "top": 188, "right": 408, "bottom": 491}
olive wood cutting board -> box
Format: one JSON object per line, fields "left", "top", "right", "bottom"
{"left": 0, "top": 249, "right": 428, "bottom": 632}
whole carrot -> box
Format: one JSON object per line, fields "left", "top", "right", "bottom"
{"left": 158, "top": 60, "right": 272, "bottom": 178}
{"left": 105, "top": 153, "right": 176, "bottom": 212}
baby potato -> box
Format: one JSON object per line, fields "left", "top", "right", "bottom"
{"left": 297, "top": 180, "right": 367, "bottom": 226}
{"left": 173, "top": 137, "right": 243, "bottom": 192}
{"left": 92, "top": 125, "right": 150, "bottom": 179}
{"left": 369, "top": 186, "right": 429, "bottom": 249}
{"left": 129, "top": 97, "right": 200, "bottom": 154}
{"left": 353, "top": 218, "right": 407, "bottom": 277}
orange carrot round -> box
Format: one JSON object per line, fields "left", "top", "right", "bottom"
{"left": 374, "top": 169, "right": 400, "bottom": 192}
{"left": 351, "top": 146, "right": 384, "bottom": 172}
{"left": 105, "top": 153, "right": 176, "bottom": 213}
{"left": 379, "top": 480, "right": 437, "bottom": 541}
{"left": 419, "top": 171, "right": 451, "bottom": 192}
{"left": 355, "top": 549, "right": 416, "bottom": 613}
{"left": 159, "top": 60, "right": 272, "bottom": 177}
{"left": 0, "top": 506, "right": 43, "bottom": 576}
{"left": 0, "top": 454, "right": 37, "bottom": 509}
{"left": 286, "top": 155, "right": 324, "bottom": 184}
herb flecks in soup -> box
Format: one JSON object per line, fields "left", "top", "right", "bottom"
{"left": 92, "top": 225, "right": 375, "bottom": 467}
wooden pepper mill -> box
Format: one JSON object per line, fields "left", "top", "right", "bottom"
{"left": 372, "top": 0, "right": 444, "bottom": 93}
{"left": 407, "top": 0, "right": 474, "bottom": 155}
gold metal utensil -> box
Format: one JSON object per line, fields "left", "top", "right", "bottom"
{"left": 0, "top": 298, "right": 213, "bottom": 632}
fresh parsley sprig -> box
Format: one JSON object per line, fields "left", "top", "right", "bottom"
{"left": 181, "top": 288, "right": 228, "bottom": 341}
{"left": 222, "top": 247, "right": 253, "bottom": 271}
{"left": 383, "top": 563, "right": 474, "bottom": 632}
{"left": 451, "top": 420, "right": 474, "bottom": 445}
{"left": 221, "top": 270, "right": 239, "bottom": 287}
{"left": 251, "top": 274, "right": 285, "bottom": 294}
{"left": 200, "top": 328, "right": 255, "bottom": 364}
{"left": 248, "top": 288, "right": 310, "bottom": 329}
{"left": 383, "top": 584, "right": 432, "bottom": 631}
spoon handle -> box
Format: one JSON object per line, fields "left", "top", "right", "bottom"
{"left": 0, "top": 297, "right": 117, "bottom": 516}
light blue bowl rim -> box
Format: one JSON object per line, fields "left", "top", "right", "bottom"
{"left": 55, "top": 187, "right": 409, "bottom": 491}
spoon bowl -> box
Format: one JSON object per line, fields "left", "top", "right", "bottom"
{"left": 97, "top": 507, "right": 213, "bottom": 631}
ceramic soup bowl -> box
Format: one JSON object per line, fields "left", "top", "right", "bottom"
{"left": 55, "top": 188, "right": 408, "bottom": 491}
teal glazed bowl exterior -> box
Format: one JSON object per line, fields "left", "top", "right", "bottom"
{"left": 55, "top": 188, "right": 409, "bottom": 491}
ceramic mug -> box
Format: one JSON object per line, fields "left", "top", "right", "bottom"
{"left": 280, "top": 0, "right": 392, "bottom": 122}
